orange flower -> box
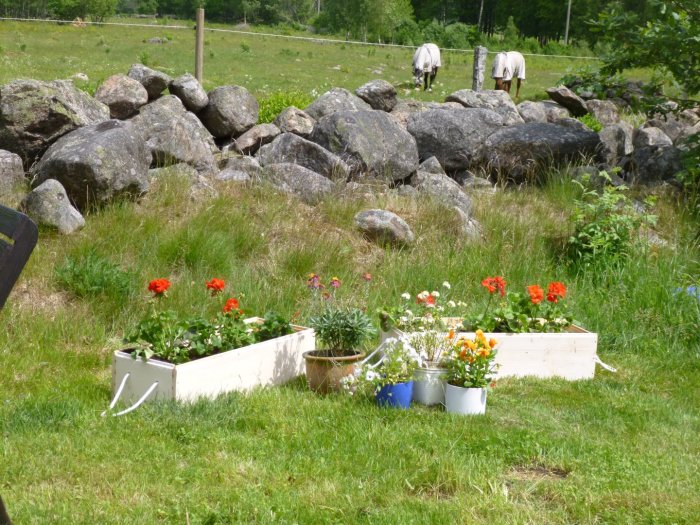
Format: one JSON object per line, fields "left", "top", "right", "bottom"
{"left": 361, "top": 272, "right": 372, "bottom": 282}
{"left": 447, "top": 329, "right": 455, "bottom": 340}
{"left": 547, "top": 281, "right": 567, "bottom": 303}
{"left": 475, "top": 329, "right": 487, "bottom": 343}
{"left": 527, "top": 284, "right": 544, "bottom": 304}
{"left": 148, "top": 278, "right": 171, "bottom": 296}
{"left": 206, "top": 278, "right": 225, "bottom": 294}
{"left": 223, "top": 297, "right": 240, "bottom": 313}
{"left": 459, "top": 348, "right": 468, "bottom": 361}
{"left": 489, "top": 338, "right": 497, "bottom": 348}
{"left": 481, "top": 276, "right": 506, "bottom": 297}
{"left": 478, "top": 348, "right": 490, "bottom": 357}
{"left": 466, "top": 339, "right": 477, "bottom": 350}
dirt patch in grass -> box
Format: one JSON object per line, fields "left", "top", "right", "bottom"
{"left": 508, "top": 465, "right": 570, "bottom": 481}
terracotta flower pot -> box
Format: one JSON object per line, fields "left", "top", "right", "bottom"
{"left": 303, "top": 349, "right": 365, "bottom": 394}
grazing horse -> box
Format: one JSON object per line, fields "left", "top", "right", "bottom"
{"left": 412, "top": 43, "right": 441, "bottom": 91}
{"left": 491, "top": 51, "right": 526, "bottom": 98}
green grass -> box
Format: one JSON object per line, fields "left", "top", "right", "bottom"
{"left": 0, "top": 18, "right": 636, "bottom": 103}
{"left": 1, "top": 168, "right": 699, "bottom": 523}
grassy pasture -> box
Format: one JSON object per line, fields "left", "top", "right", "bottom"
{"left": 0, "top": 18, "right": 614, "bottom": 102}
{"left": 1, "top": 18, "right": 699, "bottom": 525}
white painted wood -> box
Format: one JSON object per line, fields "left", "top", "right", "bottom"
{"left": 112, "top": 319, "right": 315, "bottom": 404}
{"left": 382, "top": 325, "right": 599, "bottom": 380}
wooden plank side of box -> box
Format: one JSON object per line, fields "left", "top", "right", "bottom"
{"left": 459, "top": 328, "right": 598, "bottom": 380}
{"left": 113, "top": 351, "right": 176, "bottom": 404}
{"left": 174, "top": 326, "right": 315, "bottom": 401}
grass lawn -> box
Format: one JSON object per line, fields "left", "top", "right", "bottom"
{"left": 1, "top": 19, "right": 699, "bottom": 524}
{"left": 1, "top": 171, "right": 699, "bottom": 524}
{"left": 0, "top": 18, "right": 616, "bottom": 102}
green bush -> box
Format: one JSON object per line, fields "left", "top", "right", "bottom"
{"left": 565, "top": 173, "right": 657, "bottom": 270}
{"left": 577, "top": 114, "right": 603, "bottom": 132}
{"left": 55, "top": 250, "right": 134, "bottom": 299}
{"left": 258, "top": 90, "right": 314, "bottom": 124}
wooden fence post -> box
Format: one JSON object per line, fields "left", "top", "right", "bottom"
{"left": 195, "top": 8, "right": 204, "bottom": 83}
{"left": 472, "top": 46, "right": 488, "bottom": 91}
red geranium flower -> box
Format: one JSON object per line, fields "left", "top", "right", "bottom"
{"left": 361, "top": 272, "right": 372, "bottom": 282}
{"left": 481, "top": 276, "right": 506, "bottom": 297}
{"left": 206, "top": 278, "right": 225, "bottom": 294}
{"left": 223, "top": 297, "right": 240, "bottom": 313}
{"left": 148, "top": 278, "right": 171, "bottom": 296}
{"left": 527, "top": 284, "right": 544, "bottom": 304}
{"left": 546, "top": 281, "right": 567, "bottom": 303}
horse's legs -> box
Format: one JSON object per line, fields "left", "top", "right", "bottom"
{"left": 428, "top": 68, "right": 438, "bottom": 91}
{"left": 515, "top": 78, "right": 522, "bottom": 98}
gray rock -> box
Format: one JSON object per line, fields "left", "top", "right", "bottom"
{"left": 406, "top": 107, "right": 503, "bottom": 171}
{"left": 304, "top": 88, "right": 371, "bottom": 120}
{"left": 643, "top": 117, "right": 687, "bottom": 143}
{"left": 311, "top": 110, "right": 419, "bottom": 181}
{"left": 482, "top": 123, "right": 602, "bottom": 180}
{"left": 412, "top": 170, "right": 472, "bottom": 214}
{"left": 149, "top": 163, "right": 199, "bottom": 181}
{"left": 263, "top": 163, "right": 335, "bottom": 204}
{"left": 390, "top": 99, "right": 460, "bottom": 128}
{"left": 273, "top": 107, "right": 315, "bottom": 138}
{"left": 200, "top": 85, "right": 259, "bottom": 139}
{"left": 554, "top": 117, "right": 593, "bottom": 132}
{"left": 217, "top": 156, "right": 262, "bottom": 182}
{"left": 0, "top": 79, "right": 110, "bottom": 165}
{"left": 446, "top": 89, "right": 523, "bottom": 126}
{"left": 233, "top": 123, "right": 280, "bottom": 155}
{"left": 257, "top": 133, "right": 349, "bottom": 180}
{"left": 355, "top": 80, "right": 398, "bottom": 112}
{"left": 94, "top": 74, "right": 148, "bottom": 119}
{"left": 461, "top": 172, "right": 496, "bottom": 192}
{"left": 599, "top": 122, "right": 634, "bottom": 165}
{"left": 418, "top": 156, "right": 446, "bottom": 175}
{"left": 0, "top": 150, "right": 25, "bottom": 191}
{"left": 516, "top": 101, "right": 548, "bottom": 123}
{"left": 21, "top": 179, "right": 84, "bottom": 234}
{"left": 396, "top": 184, "right": 419, "bottom": 197}
{"left": 168, "top": 73, "right": 208, "bottom": 113}
{"left": 541, "top": 101, "right": 571, "bottom": 122}
{"left": 131, "top": 95, "right": 219, "bottom": 175}
{"left": 585, "top": 99, "right": 619, "bottom": 126}
{"left": 354, "top": 209, "right": 414, "bottom": 246}
{"left": 454, "top": 206, "right": 483, "bottom": 241}
{"left": 32, "top": 120, "right": 150, "bottom": 210}
{"left": 127, "top": 63, "right": 172, "bottom": 100}
{"left": 546, "top": 86, "right": 588, "bottom": 117}
{"left": 629, "top": 145, "right": 683, "bottom": 184}
{"left": 634, "top": 127, "right": 673, "bottom": 149}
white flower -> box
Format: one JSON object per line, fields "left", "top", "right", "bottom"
{"left": 457, "top": 301, "right": 467, "bottom": 307}
{"left": 365, "top": 370, "right": 380, "bottom": 381}
{"left": 447, "top": 300, "right": 456, "bottom": 308}
{"left": 425, "top": 302, "right": 435, "bottom": 309}
{"left": 401, "top": 292, "right": 411, "bottom": 300}
{"left": 399, "top": 316, "right": 408, "bottom": 324}
{"left": 417, "top": 291, "right": 430, "bottom": 300}
{"left": 431, "top": 291, "right": 440, "bottom": 298}
{"left": 436, "top": 305, "right": 444, "bottom": 311}
{"left": 443, "top": 281, "right": 451, "bottom": 289}
{"left": 404, "top": 309, "right": 414, "bottom": 318}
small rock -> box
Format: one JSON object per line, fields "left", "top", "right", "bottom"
{"left": 21, "top": 179, "right": 85, "bottom": 234}
{"left": 354, "top": 209, "right": 414, "bottom": 246}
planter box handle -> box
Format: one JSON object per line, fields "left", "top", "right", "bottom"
{"left": 594, "top": 355, "right": 617, "bottom": 373}
{"left": 102, "top": 373, "right": 159, "bottom": 417}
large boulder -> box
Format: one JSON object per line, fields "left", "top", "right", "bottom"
{"left": 233, "top": 123, "right": 280, "bottom": 155}
{"left": 354, "top": 209, "right": 414, "bottom": 246}
{"left": 311, "top": 109, "right": 419, "bottom": 181}
{"left": 94, "top": 74, "right": 148, "bottom": 119}
{"left": 634, "top": 127, "right": 673, "bottom": 148}
{"left": 0, "top": 150, "right": 24, "bottom": 191}
{"left": 406, "top": 107, "right": 503, "bottom": 171}
{"left": 599, "top": 122, "right": 634, "bottom": 165}
{"left": 418, "top": 156, "right": 446, "bottom": 175}
{"left": 274, "top": 107, "right": 315, "bottom": 138}
{"left": 32, "top": 120, "right": 150, "bottom": 210}
{"left": 390, "top": 100, "right": 461, "bottom": 128}
{"left": 446, "top": 89, "right": 524, "bottom": 126}
{"left": 131, "top": 95, "right": 218, "bottom": 175}
{"left": 516, "top": 101, "right": 548, "bottom": 123}
{"left": 263, "top": 163, "right": 335, "bottom": 205}
{"left": 199, "top": 85, "right": 259, "bottom": 139}
{"left": 628, "top": 145, "right": 683, "bottom": 184}
{"left": 217, "top": 155, "right": 262, "bottom": 182}
{"left": 546, "top": 86, "right": 588, "bottom": 117}
{"left": 0, "top": 79, "right": 110, "bottom": 165}
{"left": 541, "top": 101, "right": 571, "bottom": 122}
{"left": 21, "top": 179, "right": 84, "bottom": 234}
{"left": 127, "top": 63, "right": 172, "bottom": 100}
{"left": 168, "top": 73, "right": 208, "bottom": 112}
{"left": 256, "top": 132, "right": 349, "bottom": 179}
{"left": 355, "top": 80, "right": 398, "bottom": 112}
{"left": 304, "top": 88, "right": 371, "bottom": 120}
{"left": 585, "top": 99, "right": 619, "bottom": 126}
{"left": 411, "top": 170, "right": 472, "bottom": 214}
{"left": 481, "top": 123, "right": 602, "bottom": 179}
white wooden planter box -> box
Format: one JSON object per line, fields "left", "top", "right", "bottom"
{"left": 383, "top": 325, "right": 600, "bottom": 380}
{"left": 112, "top": 319, "right": 315, "bottom": 405}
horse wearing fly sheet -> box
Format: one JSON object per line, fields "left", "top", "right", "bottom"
{"left": 491, "top": 51, "right": 526, "bottom": 99}
{"left": 412, "top": 43, "right": 441, "bottom": 91}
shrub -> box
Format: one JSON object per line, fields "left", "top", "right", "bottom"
{"left": 565, "top": 173, "right": 657, "bottom": 269}
{"left": 577, "top": 114, "right": 603, "bottom": 132}
{"left": 257, "top": 90, "right": 314, "bottom": 124}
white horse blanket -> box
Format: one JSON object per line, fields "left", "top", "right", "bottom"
{"left": 491, "top": 51, "right": 526, "bottom": 81}
{"left": 413, "top": 43, "right": 441, "bottom": 78}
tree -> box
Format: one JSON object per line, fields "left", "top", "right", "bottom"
{"left": 590, "top": 0, "right": 700, "bottom": 96}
